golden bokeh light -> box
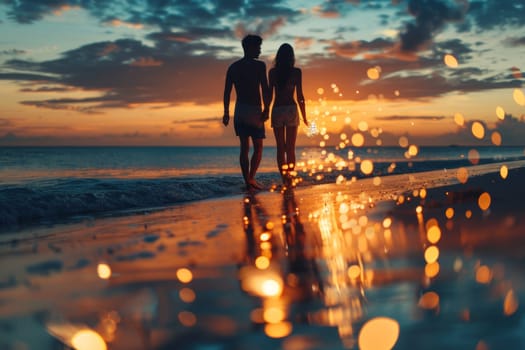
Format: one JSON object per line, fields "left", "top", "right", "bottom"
{"left": 178, "top": 311, "right": 197, "bottom": 327}
{"left": 445, "top": 207, "right": 454, "bottom": 219}
{"left": 471, "top": 121, "right": 485, "bottom": 139}
{"left": 427, "top": 226, "right": 441, "bottom": 244}
{"left": 424, "top": 246, "right": 439, "bottom": 263}
{"left": 454, "top": 113, "right": 464, "bottom": 126}
{"left": 71, "top": 329, "right": 107, "bottom": 350}
{"left": 425, "top": 218, "right": 438, "bottom": 231}
{"left": 352, "top": 133, "right": 365, "bottom": 147}
{"left": 360, "top": 159, "right": 374, "bottom": 175}
{"left": 456, "top": 167, "right": 469, "bottom": 184}
{"left": 398, "top": 136, "right": 409, "bottom": 148}
{"left": 503, "top": 289, "right": 519, "bottom": 316}
{"left": 348, "top": 265, "right": 361, "bottom": 279}
{"left": 383, "top": 217, "right": 392, "bottom": 228}
{"left": 444, "top": 54, "right": 458, "bottom": 68}
{"left": 475, "top": 265, "right": 492, "bottom": 284}
{"left": 465, "top": 210, "right": 472, "bottom": 219}
{"left": 408, "top": 145, "right": 419, "bottom": 157}
{"left": 176, "top": 268, "right": 193, "bottom": 283}
{"left": 367, "top": 66, "right": 381, "bottom": 80}
{"left": 255, "top": 256, "right": 271, "bottom": 270}
{"left": 468, "top": 149, "right": 480, "bottom": 165}
{"left": 513, "top": 88, "right": 525, "bottom": 106}
{"left": 358, "top": 317, "right": 400, "bottom": 350}
{"left": 496, "top": 106, "right": 505, "bottom": 120}
{"left": 425, "top": 262, "right": 440, "bottom": 278}
{"left": 358, "top": 121, "right": 369, "bottom": 132}
{"left": 97, "top": 263, "right": 111, "bottom": 280}
{"left": 491, "top": 131, "right": 502, "bottom": 146}
{"left": 264, "top": 322, "right": 292, "bottom": 338}
{"left": 179, "top": 288, "right": 196, "bottom": 303}
{"left": 317, "top": 87, "right": 324, "bottom": 95}
{"left": 263, "top": 307, "right": 286, "bottom": 324}
{"left": 478, "top": 192, "right": 491, "bottom": 211}
{"left": 262, "top": 278, "right": 283, "bottom": 297}
{"left": 419, "top": 291, "right": 440, "bottom": 309}
{"left": 500, "top": 165, "right": 508, "bottom": 179}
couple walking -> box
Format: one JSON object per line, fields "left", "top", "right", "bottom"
{"left": 223, "top": 34, "right": 308, "bottom": 190}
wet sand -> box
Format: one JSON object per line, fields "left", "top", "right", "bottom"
{"left": 1, "top": 160, "right": 524, "bottom": 350}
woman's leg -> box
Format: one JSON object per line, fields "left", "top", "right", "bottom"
{"left": 273, "top": 127, "right": 286, "bottom": 179}
{"left": 285, "top": 126, "right": 298, "bottom": 172}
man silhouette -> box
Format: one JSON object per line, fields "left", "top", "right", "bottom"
{"left": 223, "top": 34, "right": 270, "bottom": 190}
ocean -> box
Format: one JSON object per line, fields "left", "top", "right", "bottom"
{"left": 1, "top": 145, "right": 524, "bottom": 229}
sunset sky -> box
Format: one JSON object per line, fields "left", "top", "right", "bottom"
{"left": 0, "top": 0, "right": 524, "bottom": 146}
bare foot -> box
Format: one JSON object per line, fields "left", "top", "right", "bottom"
{"left": 248, "top": 179, "right": 264, "bottom": 190}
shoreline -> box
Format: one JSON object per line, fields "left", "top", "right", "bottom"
{"left": 2, "top": 159, "right": 524, "bottom": 239}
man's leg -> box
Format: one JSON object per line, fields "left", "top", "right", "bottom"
{"left": 239, "top": 136, "right": 251, "bottom": 186}
{"left": 248, "top": 137, "right": 263, "bottom": 189}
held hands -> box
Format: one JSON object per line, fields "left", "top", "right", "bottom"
{"left": 222, "top": 114, "right": 230, "bottom": 126}
{"left": 261, "top": 109, "right": 269, "bottom": 122}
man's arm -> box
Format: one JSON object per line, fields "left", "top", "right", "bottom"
{"left": 260, "top": 62, "right": 271, "bottom": 121}
{"left": 223, "top": 66, "right": 233, "bottom": 126}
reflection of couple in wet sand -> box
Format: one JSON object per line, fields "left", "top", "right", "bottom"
{"left": 240, "top": 187, "right": 321, "bottom": 304}
{"left": 223, "top": 35, "right": 308, "bottom": 190}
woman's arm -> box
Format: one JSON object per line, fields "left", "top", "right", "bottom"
{"left": 295, "top": 68, "right": 307, "bottom": 126}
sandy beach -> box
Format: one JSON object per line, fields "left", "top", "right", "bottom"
{"left": 1, "top": 160, "right": 524, "bottom": 350}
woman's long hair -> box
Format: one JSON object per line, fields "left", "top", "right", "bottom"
{"left": 274, "top": 43, "right": 295, "bottom": 88}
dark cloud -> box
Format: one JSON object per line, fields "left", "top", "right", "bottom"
{"left": 504, "top": 36, "right": 525, "bottom": 47}
{"left": 1, "top": 38, "right": 233, "bottom": 110}
{"left": 0, "top": 118, "right": 12, "bottom": 127}
{"left": 1, "top": 0, "right": 300, "bottom": 35}
{"left": 399, "top": 0, "right": 468, "bottom": 52}
{"left": 467, "top": 0, "right": 525, "bottom": 31}
{"left": 0, "top": 48, "right": 27, "bottom": 55}
{"left": 375, "top": 115, "right": 446, "bottom": 121}
{"left": 328, "top": 38, "right": 395, "bottom": 58}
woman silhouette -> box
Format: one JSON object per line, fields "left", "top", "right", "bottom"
{"left": 269, "top": 43, "right": 308, "bottom": 184}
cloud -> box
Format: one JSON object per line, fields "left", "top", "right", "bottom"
{"left": 399, "top": 0, "right": 468, "bottom": 52}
